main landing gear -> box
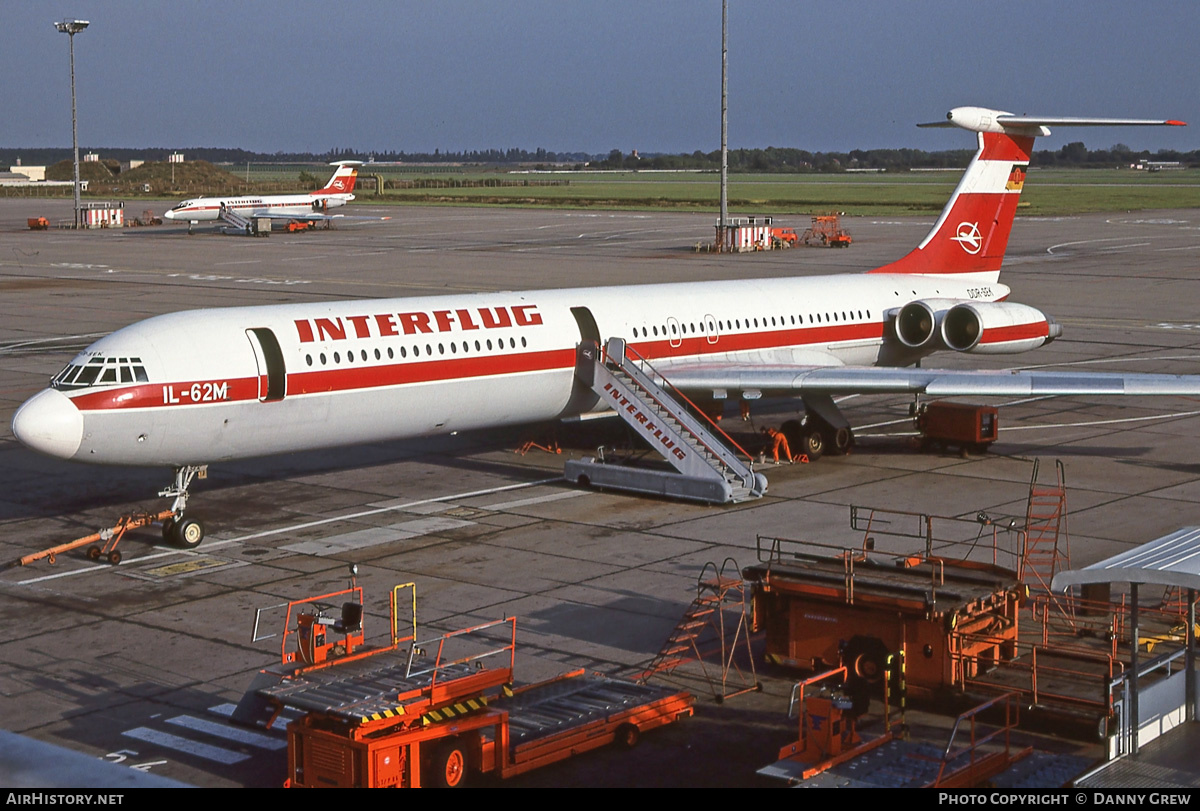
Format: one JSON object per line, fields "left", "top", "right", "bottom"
{"left": 158, "top": 465, "right": 208, "bottom": 549}
{"left": 779, "top": 394, "right": 854, "bottom": 462}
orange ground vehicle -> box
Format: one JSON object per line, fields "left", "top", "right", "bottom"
{"left": 801, "top": 214, "right": 852, "bottom": 247}
{"left": 4, "top": 509, "right": 179, "bottom": 568}
{"left": 234, "top": 582, "right": 694, "bottom": 788}
{"left": 742, "top": 532, "right": 1025, "bottom": 696}
{"left": 770, "top": 227, "right": 798, "bottom": 247}
{"left": 27, "top": 217, "right": 49, "bottom": 230}
{"left": 915, "top": 401, "right": 998, "bottom": 456}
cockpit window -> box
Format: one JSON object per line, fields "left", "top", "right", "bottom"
{"left": 52, "top": 356, "right": 147, "bottom": 390}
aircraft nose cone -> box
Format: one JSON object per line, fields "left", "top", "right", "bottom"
{"left": 162, "top": 209, "right": 176, "bottom": 220}
{"left": 12, "top": 389, "right": 83, "bottom": 460}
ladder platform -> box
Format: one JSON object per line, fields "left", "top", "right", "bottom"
{"left": 565, "top": 458, "right": 742, "bottom": 505}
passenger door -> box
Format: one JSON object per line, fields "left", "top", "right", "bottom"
{"left": 246, "top": 328, "right": 287, "bottom": 402}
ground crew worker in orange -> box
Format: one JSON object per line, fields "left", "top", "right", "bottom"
{"left": 761, "top": 427, "right": 794, "bottom": 464}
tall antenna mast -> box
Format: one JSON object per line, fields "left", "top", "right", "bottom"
{"left": 719, "top": 0, "right": 728, "bottom": 246}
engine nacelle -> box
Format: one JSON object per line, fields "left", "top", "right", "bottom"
{"left": 941, "top": 301, "right": 1061, "bottom": 354}
{"left": 892, "top": 299, "right": 962, "bottom": 350}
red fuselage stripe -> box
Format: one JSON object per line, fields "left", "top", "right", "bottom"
{"left": 71, "top": 379, "right": 260, "bottom": 411}
{"left": 66, "top": 320, "right": 884, "bottom": 411}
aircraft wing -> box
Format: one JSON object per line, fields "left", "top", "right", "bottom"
{"left": 651, "top": 360, "right": 1200, "bottom": 398}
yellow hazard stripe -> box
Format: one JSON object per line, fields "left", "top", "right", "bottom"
{"left": 359, "top": 706, "right": 407, "bottom": 724}
{"left": 358, "top": 695, "right": 490, "bottom": 726}
{"left": 420, "top": 696, "right": 488, "bottom": 726}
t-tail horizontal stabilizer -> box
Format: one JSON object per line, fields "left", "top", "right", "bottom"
{"left": 919, "top": 107, "right": 1187, "bottom": 135}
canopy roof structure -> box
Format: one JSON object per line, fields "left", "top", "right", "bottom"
{"left": 1051, "top": 527, "right": 1200, "bottom": 772}
{"left": 1051, "top": 527, "right": 1200, "bottom": 592}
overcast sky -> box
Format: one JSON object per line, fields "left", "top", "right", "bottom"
{"left": 4, "top": 1, "right": 1197, "bottom": 156}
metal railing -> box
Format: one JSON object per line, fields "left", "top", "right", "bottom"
{"left": 404, "top": 616, "right": 517, "bottom": 691}
{"left": 850, "top": 505, "right": 1026, "bottom": 573}
{"left": 930, "top": 692, "right": 1023, "bottom": 787}
{"left": 951, "top": 631, "right": 1123, "bottom": 713}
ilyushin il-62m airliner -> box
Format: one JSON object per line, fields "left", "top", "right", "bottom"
{"left": 11, "top": 107, "right": 1194, "bottom": 548}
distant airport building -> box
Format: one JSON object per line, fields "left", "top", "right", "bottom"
{"left": 0, "top": 170, "right": 33, "bottom": 186}
{"left": 168, "top": 153, "right": 185, "bottom": 163}
{"left": 4, "top": 165, "right": 46, "bottom": 182}
{"left": 0, "top": 165, "right": 77, "bottom": 189}
{"left": 1129, "top": 160, "right": 1183, "bottom": 171}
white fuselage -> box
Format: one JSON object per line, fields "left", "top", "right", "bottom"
{"left": 163, "top": 193, "right": 351, "bottom": 222}
{"left": 13, "top": 273, "right": 1005, "bottom": 467}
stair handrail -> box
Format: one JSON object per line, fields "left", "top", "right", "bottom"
{"left": 697, "top": 560, "right": 720, "bottom": 599}
{"left": 621, "top": 340, "right": 756, "bottom": 462}
{"left": 1055, "top": 459, "right": 1071, "bottom": 570}
{"left": 718, "top": 557, "right": 741, "bottom": 585}
{"left": 604, "top": 338, "right": 757, "bottom": 477}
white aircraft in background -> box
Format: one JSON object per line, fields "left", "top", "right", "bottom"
{"left": 162, "top": 160, "right": 388, "bottom": 231}
{"left": 11, "top": 107, "right": 1193, "bottom": 548}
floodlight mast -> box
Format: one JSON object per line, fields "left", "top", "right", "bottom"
{"left": 719, "top": 1, "right": 728, "bottom": 246}
{"left": 54, "top": 19, "right": 89, "bottom": 230}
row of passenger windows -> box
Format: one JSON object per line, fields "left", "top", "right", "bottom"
{"left": 305, "top": 336, "right": 527, "bottom": 367}
{"left": 629, "top": 310, "right": 874, "bottom": 339}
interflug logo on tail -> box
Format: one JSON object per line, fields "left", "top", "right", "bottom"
{"left": 952, "top": 221, "right": 983, "bottom": 254}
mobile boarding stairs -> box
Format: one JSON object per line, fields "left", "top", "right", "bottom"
{"left": 564, "top": 337, "right": 767, "bottom": 505}
{"left": 217, "top": 204, "right": 270, "bottom": 236}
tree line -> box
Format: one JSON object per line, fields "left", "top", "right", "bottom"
{"left": 1, "top": 142, "right": 1194, "bottom": 171}
{"left": 594, "top": 143, "right": 1198, "bottom": 171}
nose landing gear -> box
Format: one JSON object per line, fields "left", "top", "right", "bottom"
{"left": 2, "top": 465, "right": 211, "bottom": 569}
{"left": 158, "top": 465, "right": 208, "bottom": 549}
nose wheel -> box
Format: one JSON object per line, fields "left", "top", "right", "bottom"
{"left": 161, "top": 515, "right": 206, "bottom": 549}
{"left": 159, "top": 465, "right": 208, "bottom": 549}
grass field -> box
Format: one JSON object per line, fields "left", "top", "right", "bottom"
{"left": 326, "top": 167, "right": 1200, "bottom": 216}
{"left": 8, "top": 164, "right": 1196, "bottom": 216}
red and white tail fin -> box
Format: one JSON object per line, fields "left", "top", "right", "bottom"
{"left": 872, "top": 107, "right": 1185, "bottom": 281}
{"left": 314, "top": 160, "right": 362, "bottom": 196}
